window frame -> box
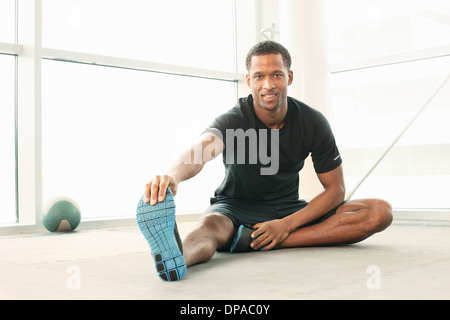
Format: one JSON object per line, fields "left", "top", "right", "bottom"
{"left": 1, "top": 0, "right": 256, "bottom": 235}
{"left": 5, "top": 0, "right": 449, "bottom": 234}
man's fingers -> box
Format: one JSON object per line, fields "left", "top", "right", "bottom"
{"left": 157, "top": 181, "right": 169, "bottom": 202}
{"left": 150, "top": 181, "right": 160, "bottom": 205}
{"left": 260, "top": 240, "right": 276, "bottom": 251}
{"left": 143, "top": 183, "right": 151, "bottom": 203}
{"left": 249, "top": 220, "right": 287, "bottom": 250}
{"left": 251, "top": 225, "right": 264, "bottom": 239}
{"left": 251, "top": 234, "right": 272, "bottom": 250}
{"left": 143, "top": 175, "right": 175, "bottom": 205}
{"left": 249, "top": 224, "right": 265, "bottom": 249}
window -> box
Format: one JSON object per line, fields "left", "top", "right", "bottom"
{"left": 42, "top": 60, "right": 235, "bottom": 219}
{"left": 327, "top": 0, "right": 450, "bottom": 65}
{"left": 1, "top": 1, "right": 252, "bottom": 231}
{"left": 330, "top": 57, "right": 450, "bottom": 208}
{"left": 0, "top": 1, "right": 15, "bottom": 43}
{"left": 0, "top": 54, "right": 16, "bottom": 224}
{"left": 42, "top": 0, "right": 235, "bottom": 72}
{"left": 326, "top": 0, "right": 450, "bottom": 209}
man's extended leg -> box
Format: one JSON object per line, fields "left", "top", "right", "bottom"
{"left": 181, "top": 213, "right": 236, "bottom": 267}
{"left": 278, "top": 199, "right": 393, "bottom": 248}
{"left": 137, "top": 188, "right": 235, "bottom": 280}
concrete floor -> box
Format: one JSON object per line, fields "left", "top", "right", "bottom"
{"left": 1, "top": 220, "right": 449, "bottom": 300}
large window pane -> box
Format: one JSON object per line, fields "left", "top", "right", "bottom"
{"left": 42, "top": 0, "right": 235, "bottom": 72}
{"left": 0, "top": 1, "right": 15, "bottom": 43}
{"left": 42, "top": 60, "right": 235, "bottom": 219}
{"left": 326, "top": 0, "right": 450, "bottom": 64}
{"left": 0, "top": 55, "right": 16, "bottom": 224}
{"left": 330, "top": 57, "right": 450, "bottom": 208}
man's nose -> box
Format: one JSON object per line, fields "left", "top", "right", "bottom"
{"left": 262, "top": 77, "right": 275, "bottom": 90}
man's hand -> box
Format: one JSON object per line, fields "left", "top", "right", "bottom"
{"left": 250, "top": 219, "right": 291, "bottom": 250}
{"left": 143, "top": 174, "right": 179, "bottom": 205}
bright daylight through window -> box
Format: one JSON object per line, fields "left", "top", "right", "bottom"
{"left": 42, "top": 0, "right": 235, "bottom": 72}
{"left": 326, "top": 0, "right": 450, "bottom": 209}
{"left": 0, "top": 1, "right": 15, "bottom": 43}
{"left": 0, "top": 55, "right": 16, "bottom": 224}
{"left": 41, "top": 61, "right": 235, "bottom": 219}
{"left": 40, "top": 0, "right": 237, "bottom": 220}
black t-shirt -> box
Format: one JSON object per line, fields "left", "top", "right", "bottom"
{"left": 205, "top": 94, "right": 342, "bottom": 201}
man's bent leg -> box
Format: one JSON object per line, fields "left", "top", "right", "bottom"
{"left": 278, "top": 199, "right": 392, "bottom": 248}
{"left": 182, "top": 213, "right": 236, "bottom": 267}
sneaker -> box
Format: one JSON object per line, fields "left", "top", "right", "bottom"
{"left": 230, "top": 225, "right": 278, "bottom": 253}
{"left": 136, "top": 188, "right": 186, "bottom": 281}
{"left": 229, "top": 225, "right": 256, "bottom": 253}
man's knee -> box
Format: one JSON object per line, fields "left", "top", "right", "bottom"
{"left": 199, "top": 213, "right": 233, "bottom": 231}
{"left": 366, "top": 199, "right": 393, "bottom": 233}
{"left": 194, "top": 213, "right": 235, "bottom": 247}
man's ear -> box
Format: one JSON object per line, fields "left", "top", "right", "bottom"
{"left": 246, "top": 73, "right": 251, "bottom": 87}
{"left": 288, "top": 70, "right": 293, "bottom": 86}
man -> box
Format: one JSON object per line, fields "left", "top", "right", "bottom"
{"left": 137, "top": 41, "right": 392, "bottom": 281}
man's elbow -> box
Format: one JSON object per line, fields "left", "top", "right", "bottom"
{"left": 336, "top": 183, "right": 346, "bottom": 204}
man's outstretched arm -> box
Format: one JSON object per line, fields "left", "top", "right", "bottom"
{"left": 143, "top": 132, "right": 224, "bottom": 205}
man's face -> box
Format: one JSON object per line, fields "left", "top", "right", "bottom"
{"left": 246, "top": 54, "right": 293, "bottom": 112}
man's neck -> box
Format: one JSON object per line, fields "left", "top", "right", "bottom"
{"left": 253, "top": 101, "right": 288, "bottom": 130}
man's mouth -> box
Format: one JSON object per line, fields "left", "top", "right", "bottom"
{"left": 262, "top": 92, "right": 278, "bottom": 102}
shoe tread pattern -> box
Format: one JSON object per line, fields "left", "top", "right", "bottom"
{"left": 136, "top": 189, "right": 186, "bottom": 281}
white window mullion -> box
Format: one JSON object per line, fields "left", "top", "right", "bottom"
{"left": 0, "top": 42, "right": 23, "bottom": 55}
{"left": 15, "top": 0, "right": 43, "bottom": 229}
{"left": 330, "top": 44, "right": 450, "bottom": 73}
{"left": 41, "top": 48, "right": 245, "bottom": 82}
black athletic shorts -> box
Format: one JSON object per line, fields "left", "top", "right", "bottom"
{"left": 203, "top": 195, "right": 346, "bottom": 228}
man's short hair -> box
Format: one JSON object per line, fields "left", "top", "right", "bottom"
{"left": 245, "top": 40, "right": 292, "bottom": 71}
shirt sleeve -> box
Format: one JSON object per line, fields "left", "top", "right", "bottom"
{"left": 310, "top": 112, "right": 342, "bottom": 174}
{"left": 203, "top": 106, "right": 244, "bottom": 145}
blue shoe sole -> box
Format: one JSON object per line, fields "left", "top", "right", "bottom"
{"left": 136, "top": 189, "right": 186, "bottom": 281}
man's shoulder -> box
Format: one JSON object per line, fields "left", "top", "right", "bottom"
{"left": 287, "top": 97, "right": 329, "bottom": 134}
{"left": 236, "top": 94, "right": 254, "bottom": 115}
{"left": 287, "top": 96, "right": 324, "bottom": 119}
{"left": 220, "top": 95, "right": 255, "bottom": 124}
{"left": 206, "top": 95, "right": 252, "bottom": 133}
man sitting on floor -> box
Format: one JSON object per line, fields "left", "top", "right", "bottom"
{"left": 137, "top": 40, "right": 392, "bottom": 281}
